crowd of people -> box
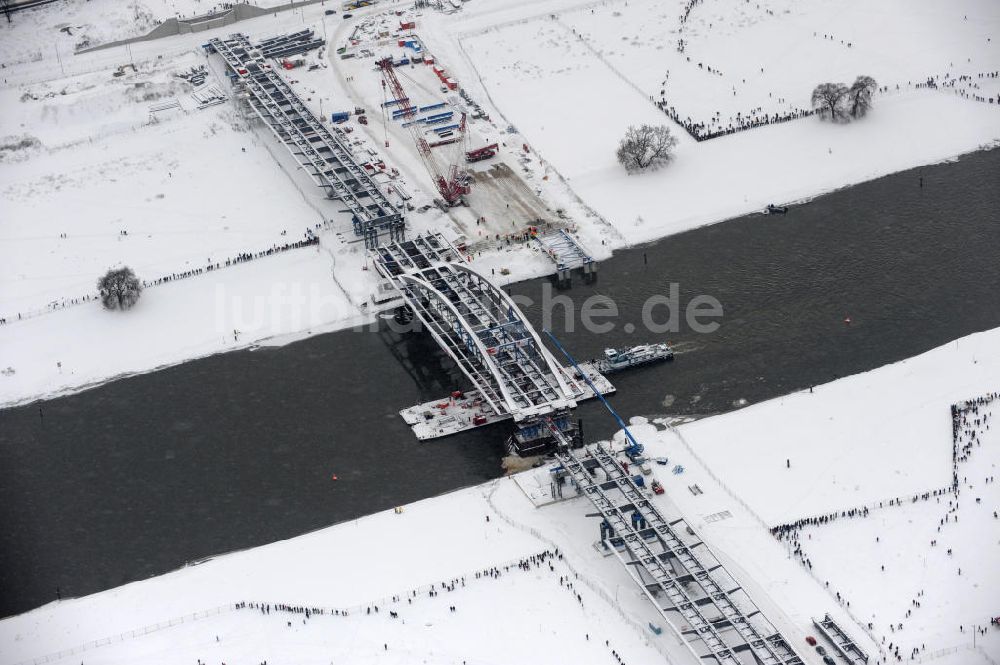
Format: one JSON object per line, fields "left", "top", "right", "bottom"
{"left": 769, "top": 393, "right": 998, "bottom": 663}
{"left": 145, "top": 234, "right": 319, "bottom": 288}
{"left": 657, "top": 99, "right": 816, "bottom": 141}
{"left": 0, "top": 233, "right": 320, "bottom": 326}
{"left": 916, "top": 70, "right": 1000, "bottom": 105}
{"left": 232, "top": 548, "right": 564, "bottom": 624}
{"left": 649, "top": 3, "right": 996, "bottom": 146}
{"left": 226, "top": 547, "right": 647, "bottom": 663}
{"left": 675, "top": 0, "right": 704, "bottom": 53}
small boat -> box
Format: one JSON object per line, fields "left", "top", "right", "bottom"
{"left": 764, "top": 203, "right": 788, "bottom": 215}
{"left": 592, "top": 343, "right": 673, "bottom": 374}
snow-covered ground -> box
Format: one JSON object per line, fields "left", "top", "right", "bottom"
{"left": 0, "top": 246, "right": 362, "bottom": 404}
{"left": 454, "top": 0, "right": 1000, "bottom": 243}
{"left": 2, "top": 327, "right": 997, "bottom": 665}
{"left": 2, "top": 0, "right": 998, "bottom": 405}
{"left": 561, "top": 0, "right": 1000, "bottom": 133}
{"left": 680, "top": 330, "right": 1000, "bottom": 525}
{"left": 0, "top": 51, "right": 324, "bottom": 316}
{"left": 672, "top": 327, "right": 1000, "bottom": 663}
{"left": 0, "top": 0, "right": 316, "bottom": 65}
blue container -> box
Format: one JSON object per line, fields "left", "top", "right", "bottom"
{"left": 424, "top": 111, "right": 453, "bottom": 121}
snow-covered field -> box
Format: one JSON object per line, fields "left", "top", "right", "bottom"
{"left": 456, "top": 0, "right": 1000, "bottom": 243}
{"left": 0, "top": 51, "right": 323, "bottom": 316}
{"left": 672, "top": 327, "right": 1000, "bottom": 663}
{"left": 2, "top": 327, "right": 997, "bottom": 665}
{"left": 0, "top": 247, "right": 361, "bottom": 403}
{"left": 561, "top": 0, "right": 1000, "bottom": 133}
{"left": 0, "top": 0, "right": 315, "bottom": 65}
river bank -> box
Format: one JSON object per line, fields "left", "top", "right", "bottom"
{"left": 2, "top": 148, "right": 999, "bottom": 618}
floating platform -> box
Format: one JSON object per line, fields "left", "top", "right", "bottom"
{"left": 401, "top": 362, "right": 615, "bottom": 441}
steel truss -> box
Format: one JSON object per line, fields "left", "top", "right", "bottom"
{"left": 373, "top": 235, "right": 580, "bottom": 420}
{"left": 557, "top": 444, "right": 804, "bottom": 665}
{"left": 812, "top": 614, "right": 868, "bottom": 665}
{"left": 209, "top": 34, "right": 403, "bottom": 243}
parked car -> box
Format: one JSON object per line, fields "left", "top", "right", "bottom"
{"left": 343, "top": 13, "right": 353, "bottom": 18}
{"left": 815, "top": 645, "right": 827, "bottom": 656}
{"left": 822, "top": 657, "right": 835, "bottom": 665}
{"left": 805, "top": 636, "right": 817, "bottom": 646}
{"left": 325, "top": 9, "right": 336, "bottom": 15}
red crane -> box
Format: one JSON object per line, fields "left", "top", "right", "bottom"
{"left": 377, "top": 57, "right": 469, "bottom": 206}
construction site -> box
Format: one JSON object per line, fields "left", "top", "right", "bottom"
{"left": 203, "top": 16, "right": 605, "bottom": 454}
{"left": 1, "top": 1, "right": 998, "bottom": 664}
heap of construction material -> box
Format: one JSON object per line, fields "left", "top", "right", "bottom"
{"left": 255, "top": 29, "right": 323, "bottom": 60}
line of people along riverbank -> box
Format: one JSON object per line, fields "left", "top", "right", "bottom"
{"left": 771, "top": 392, "right": 998, "bottom": 664}
{"left": 226, "top": 548, "right": 644, "bottom": 664}
{"left": 0, "top": 234, "right": 319, "bottom": 327}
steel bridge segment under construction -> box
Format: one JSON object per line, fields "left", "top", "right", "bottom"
{"left": 373, "top": 235, "right": 582, "bottom": 421}
{"left": 534, "top": 229, "right": 594, "bottom": 272}
{"left": 208, "top": 33, "right": 403, "bottom": 243}
{"left": 556, "top": 443, "right": 805, "bottom": 665}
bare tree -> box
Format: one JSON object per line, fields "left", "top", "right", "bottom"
{"left": 98, "top": 267, "right": 143, "bottom": 311}
{"left": 617, "top": 124, "right": 678, "bottom": 172}
{"left": 811, "top": 82, "right": 849, "bottom": 121}
{"left": 848, "top": 75, "right": 877, "bottom": 119}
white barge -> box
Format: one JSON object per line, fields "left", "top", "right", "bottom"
{"left": 592, "top": 343, "right": 673, "bottom": 374}
{"left": 400, "top": 361, "right": 615, "bottom": 441}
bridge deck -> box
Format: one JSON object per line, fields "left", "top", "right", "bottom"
{"left": 373, "top": 235, "right": 581, "bottom": 421}
{"left": 556, "top": 444, "right": 804, "bottom": 665}
{"left": 209, "top": 34, "right": 402, "bottom": 238}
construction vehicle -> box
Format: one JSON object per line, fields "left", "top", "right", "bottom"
{"left": 377, "top": 57, "right": 470, "bottom": 206}
{"left": 465, "top": 143, "right": 498, "bottom": 163}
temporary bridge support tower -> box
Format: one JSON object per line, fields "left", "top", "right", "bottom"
{"left": 533, "top": 229, "right": 596, "bottom": 286}
{"left": 208, "top": 33, "right": 404, "bottom": 248}
{"left": 555, "top": 443, "right": 805, "bottom": 665}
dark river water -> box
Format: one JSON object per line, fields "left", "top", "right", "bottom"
{"left": 1, "top": 148, "right": 999, "bottom": 618}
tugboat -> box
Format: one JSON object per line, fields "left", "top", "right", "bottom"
{"left": 592, "top": 343, "right": 673, "bottom": 374}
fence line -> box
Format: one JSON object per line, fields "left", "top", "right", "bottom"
{"left": 12, "top": 604, "right": 234, "bottom": 665}
{"left": 661, "top": 422, "right": 884, "bottom": 653}
{"left": 915, "top": 643, "right": 999, "bottom": 665}
{"left": 482, "top": 478, "right": 677, "bottom": 660}
{"left": 12, "top": 545, "right": 593, "bottom": 665}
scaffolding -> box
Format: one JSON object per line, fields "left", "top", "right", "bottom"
{"left": 556, "top": 443, "right": 804, "bottom": 665}
{"left": 209, "top": 34, "right": 403, "bottom": 246}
